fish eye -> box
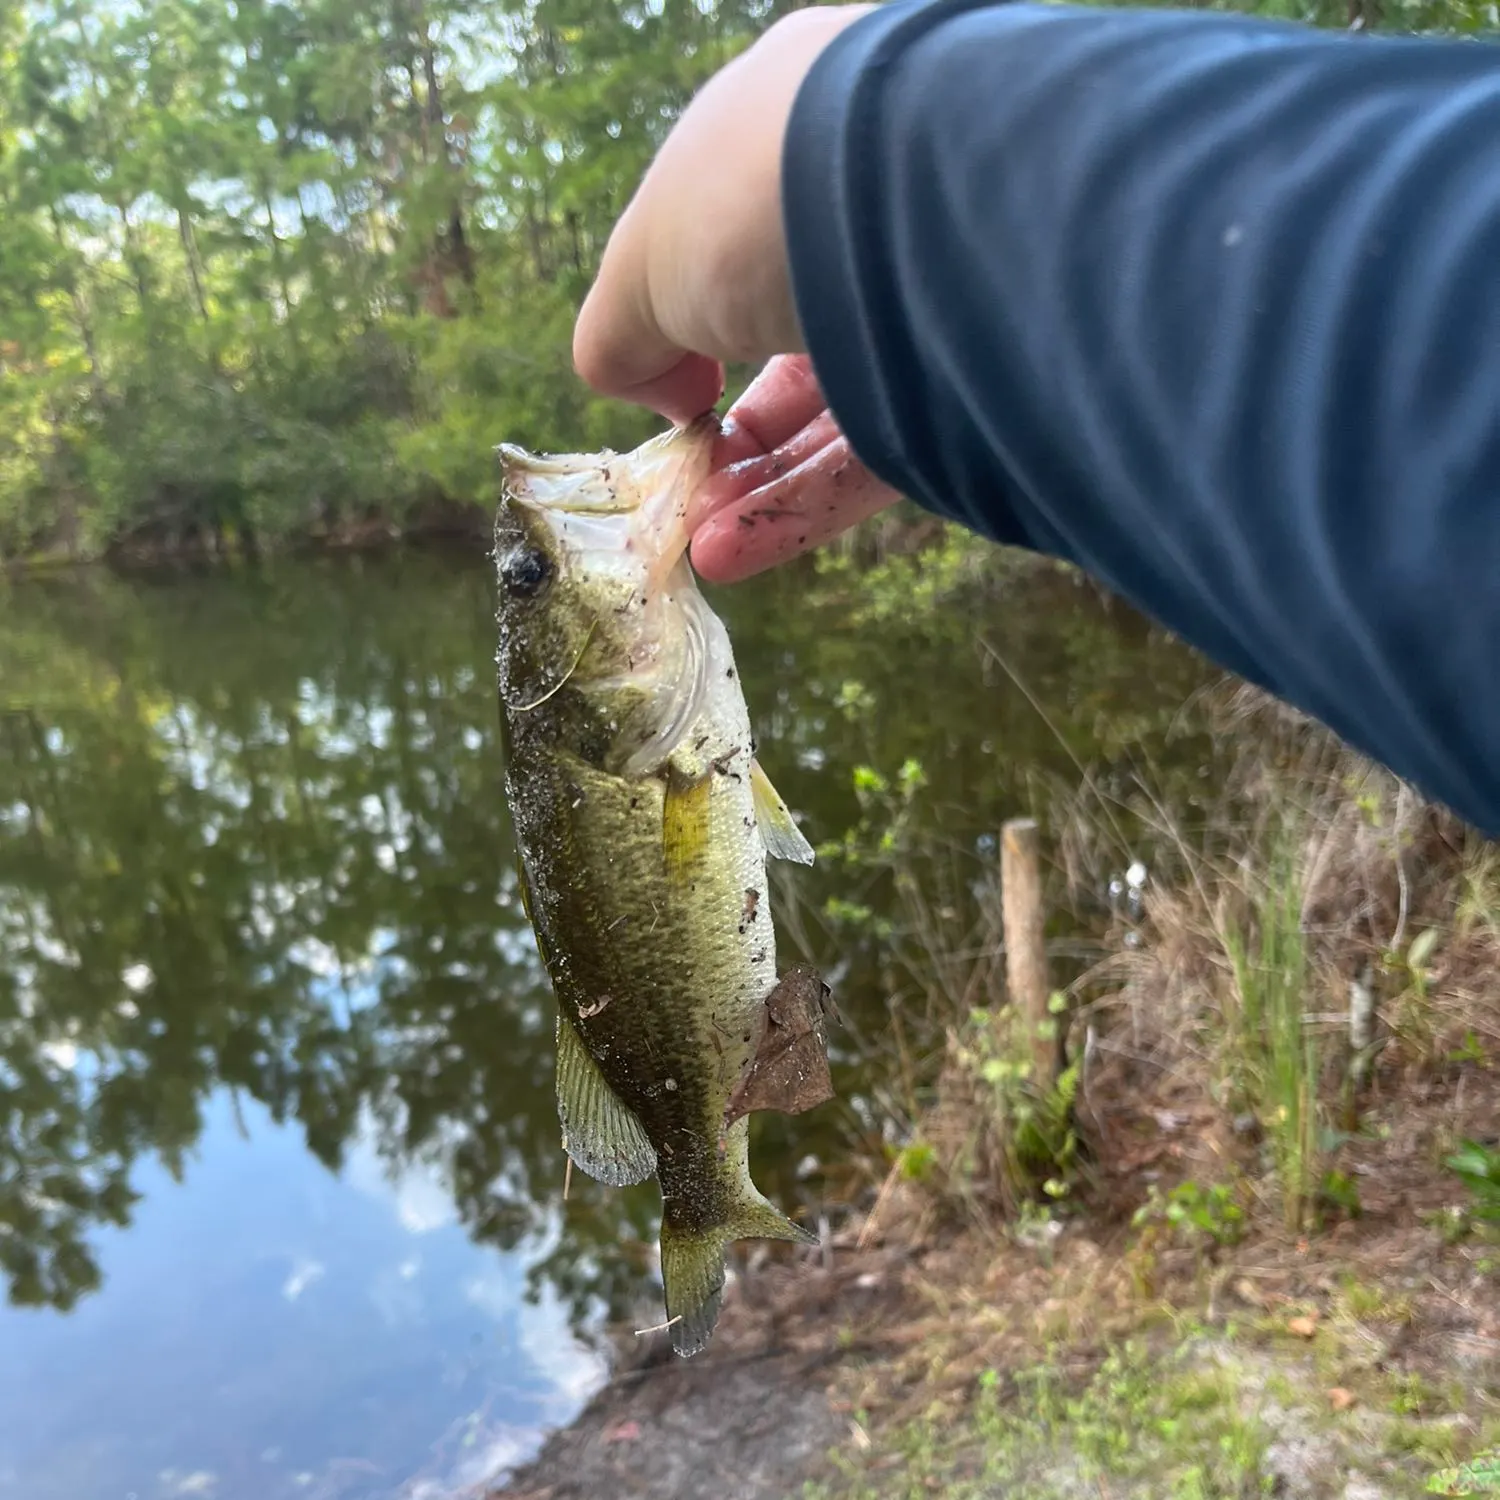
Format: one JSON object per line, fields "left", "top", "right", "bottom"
{"left": 501, "top": 546, "right": 553, "bottom": 599}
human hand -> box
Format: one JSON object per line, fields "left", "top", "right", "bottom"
{"left": 572, "top": 5, "right": 876, "bottom": 425}
{"left": 687, "top": 356, "right": 902, "bottom": 582}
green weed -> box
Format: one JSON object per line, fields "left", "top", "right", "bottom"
{"left": 1222, "top": 838, "right": 1321, "bottom": 1234}
{"left": 1445, "top": 1141, "right": 1500, "bottom": 1224}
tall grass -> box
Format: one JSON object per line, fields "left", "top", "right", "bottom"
{"left": 1220, "top": 837, "right": 1321, "bottom": 1234}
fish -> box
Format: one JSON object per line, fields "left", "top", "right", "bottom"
{"left": 493, "top": 416, "right": 834, "bottom": 1357}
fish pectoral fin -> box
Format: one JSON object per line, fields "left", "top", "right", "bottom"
{"left": 555, "top": 1012, "right": 657, "bottom": 1188}
{"left": 750, "top": 758, "right": 815, "bottom": 865}
{"left": 662, "top": 767, "right": 713, "bottom": 883}
{"left": 659, "top": 1193, "right": 815, "bottom": 1358}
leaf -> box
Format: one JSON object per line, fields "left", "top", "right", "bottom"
{"left": 722, "top": 967, "right": 837, "bottom": 1129}
{"left": 1407, "top": 926, "right": 1441, "bottom": 972}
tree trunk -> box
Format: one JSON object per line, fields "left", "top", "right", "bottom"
{"left": 176, "top": 204, "right": 210, "bottom": 324}
{"left": 48, "top": 210, "right": 110, "bottom": 414}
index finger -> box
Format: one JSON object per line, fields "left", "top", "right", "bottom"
{"left": 713, "top": 355, "right": 829, "bottom": 468}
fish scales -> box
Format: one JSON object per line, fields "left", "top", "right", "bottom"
{"left": 505, "top": 681, "right": 769, "bottom": 1226}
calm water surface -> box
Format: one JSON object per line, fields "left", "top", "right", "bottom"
{"left": 0, "top": 548, "right": 1214, "bottom": 1500}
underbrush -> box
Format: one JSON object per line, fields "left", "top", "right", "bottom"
{"left": 790, "top": 654, "right": 1500, "bottom": 1495}
{"left": 808, "top": 674, "right": 1500, "bottom": 1249}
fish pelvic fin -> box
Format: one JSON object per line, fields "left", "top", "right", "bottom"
{"left": 659, "top": 1192, "right": 818, "bottom": 1358}
{"left": 555, "top": 1011, "right": 657, "bottom": 1187}
{"left": 749, "top": 758, "right": 815, "bottom": 866}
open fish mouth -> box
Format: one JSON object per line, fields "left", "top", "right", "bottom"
{"left": 498, "top": 414, "right": 719, "bottom": 534}
{"left": 498, "top": 417, "right": 718, "bottom": 598}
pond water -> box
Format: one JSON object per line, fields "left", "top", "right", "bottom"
{"left": 0, "top": 546, "right": 1215, "bottom": 1500}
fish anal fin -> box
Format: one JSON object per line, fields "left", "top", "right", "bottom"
{"left": 750, "top": 759, "right": 815, "bottom": 865}
{"left": 555, "top": 1011, "right": 656, "bottom": 1188}
{"left": 662, "top": 767, "right": 713, "bottom": 883}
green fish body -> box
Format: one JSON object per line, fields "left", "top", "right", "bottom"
{"left": 494, "top": 419, "right": 819, "bottom": 1356}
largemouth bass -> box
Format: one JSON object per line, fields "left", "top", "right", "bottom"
{"left": 493, "top": 417, "right": 832, "bottom": 1358}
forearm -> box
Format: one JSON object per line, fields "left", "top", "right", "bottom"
{"left": 785, "top": 0, "right": 1500, "bottom": 832}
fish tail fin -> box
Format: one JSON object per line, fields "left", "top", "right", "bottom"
{"left": 659, "top": 1192, "right": 817, "bottom": 1358}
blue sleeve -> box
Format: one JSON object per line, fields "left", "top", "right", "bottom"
{"left": 782, "top": 0, "right": 1500, "bottom": 836}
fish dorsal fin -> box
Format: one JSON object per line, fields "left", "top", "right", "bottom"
{"left": 750, "top": 759, "right": 815, "bottom": 865}
{"left": 662, "top": 767, "right": 713, "bottom": 884}
{"left": 555, "top": 1011, "right": 657, "bottom": 1188}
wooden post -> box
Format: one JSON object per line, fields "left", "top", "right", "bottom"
{"left": 1001, "top": 817, "right": 1057, "bottom": 1087}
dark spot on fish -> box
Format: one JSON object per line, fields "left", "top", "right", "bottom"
{"left": 629, "top": 797, "right": 640, "bottom": 810}
{"left": 725, "top": 668, "right": 736, "bottom": 679}
{"left": 752, "top": 948, "right": 766, "bottom": 964}
{"left": 743, "top": 888, "right": 760, "bottom": 922}
{"left": 737, "top": 515, "right": 756, "bottom": 529}
{"left": 693, "top": 733, "right": 709, "bottom": 751}
{"left": 742, "top": 816, "right": 754, "bottom": 828}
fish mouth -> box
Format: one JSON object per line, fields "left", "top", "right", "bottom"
{"left": 498, "top": 414, "right": 720, "bottom": 586}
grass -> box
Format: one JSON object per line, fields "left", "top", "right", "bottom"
{"left": 799, "top": 1302, "right": 1500, "bottom": 1500}
{"left": 803, "top": 1336, "right": 1279, "bottom": 1500}
{"left": 1221, "top": 833, "right": 1322, "bottom": 1234}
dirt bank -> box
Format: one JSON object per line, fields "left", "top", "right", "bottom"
{"left": 489, "top": 1241, "right": 914, "bottom": 1500}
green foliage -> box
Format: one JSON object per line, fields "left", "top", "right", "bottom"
{"left": 1380, "top": 924, "right": 1445, "bottom": 1066}
{"left": 951, "top": 1010, "right": 1084, "bottom": 1212}
{"left": 1444, "top": 1141, "right": 1500, "bottom": 1224}
{"left": 1221, "top": 840, "right": 1321, "bottom": 1234}
{"left": 809, "top": 1338, "right": 1278, "bottom": 1499}
{"left": 1133, "top": 1179, "right": 1248, "bottom": 1250}
{"left": 9, "top": 0, "right": 1489, "bottom": 561}
{"left": 0, "top": 0, "right": 782, "bottom": 560}
{"left": 1428, "top": 1453, "right": 1500, "bottom": 1495}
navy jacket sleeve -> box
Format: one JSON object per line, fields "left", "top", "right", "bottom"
{"left": 782, "top": 0, "right": 1500, "bottom": 836}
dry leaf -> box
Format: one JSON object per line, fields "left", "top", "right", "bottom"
{"left": 722, "top": 967, "right": 836, "bottom": 1127}
{"left": 1328, "top": 1387, "right": 1357, "bottom": 1411}
{"left": 1287, "top": 1315, "right": 1320, "bottom": 1339}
